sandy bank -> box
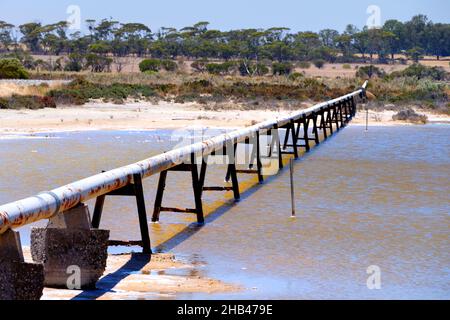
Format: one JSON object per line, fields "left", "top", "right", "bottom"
{"left": 22, "top": 247, "right": 240, "bottom": 300}
{"left": 0, "top": 101, "right": 292, "bottom": 134}
{"left": 0, "top": 101, "right": 448, "bottom": 135}
{"left": 351, "top": 109, "right": 450, "bottom": 126}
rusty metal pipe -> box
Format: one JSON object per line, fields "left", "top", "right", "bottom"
{"left": 0, "top": 82, "right": 367, "bottom": 234}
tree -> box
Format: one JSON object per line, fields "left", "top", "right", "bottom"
{"left": 85, "top": 53, "right": 112, "bottom": 72}
{"left": 404, "top": 15, "right": 428, "bottom": 49}
{"left": 319, "top": 29, "right": 339, "bottom": 48}
{"left": 335, "top": 34, "right": 353, "bottom": 58}
{"left": 64, "top": 53, "right": 84, "bottom": 71}
{"left": 19, "top": 22, "right": 42, "bottom": 52}
{"left": 353, "top": 30, "right": 369, "bottom": 59}
{"left": 94, "top": 19, "right": 119, "bottom": 41}
{"left": 295, "top": 32, "right": 321, "bottom": 59}
{"left": 39, "top": 21, "right": 69, "bottom": 55}
{"left": 4, "top": 16, "right": 449, "bottom": 70}
{"left": 365, "top": 28, "right": 393, "bottom": 62}
{"left": 114, "top": 23, "right": 152, "bottom": 56}
{"left": 382, "top": 19, "right": 406, "bottom": 59}
{"left": 406, "top": 47, "right": 425, "bottom": 63}
{"left": 0, "top": 21, "right": 15, "bottom": 52}
{"left": 426, "top": 23, "right": 450, "bottom": 60}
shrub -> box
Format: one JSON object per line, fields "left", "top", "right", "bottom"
{"left": 160, "top": 59, "right": 178, "bottom": 72}
{"left": 288, "top": 72, "right": 304, "bottom": 81}
{"left": 143, "top": 70, "right": 158, "bottom": 76}
{"left": 64, "top": 53, "right": 84, "bottom": 72}
{"left": 342, "top": 64, "right": 351, "bottom": 70}
{"left": 356, "top": 65, "right": 385, "bottom": 78}
{"left": 47, "top": 79, "right": 158, "bottom": 105}
{"left": 191, "top": 59, "right": 208, "bottom": 72}
{"left": 0, "top": 58, "right": 29, "bottom": 79}
{"left": 34, "top": 59, "right": 52, "bottom": 72}
{"left": 313, "top": 59, "right": 326, "bottom": 69}
{"left": 1, "top": 51, "right": 36, "bottom": 69}
{"left": 238, "top": 61, "right": 269, "bottom": 76}
{"left": 298, "top": 61, "right": 311, "bottom": 69}
{"left": 206, "top": 62, "right": 235, "bottom": 75}
{"left": 1, "top": 95, "right": 56, "bottom": 109}
{"left": 254, "top": 63, "right": 269, "bottom": 76}
{"left": 139, "top": 59, "right": 161, "bottom": 72}
{"left": 392, "top": 108, "right": 428, "bottom": 124}
{"left": 272, "top": 62, "right": 293, "bottom": 75}
{"left": 0, "top": 97, "right": 8, "bottom": 109}
{"left": 392, "top": 64, "right": 448, "bottom": 81}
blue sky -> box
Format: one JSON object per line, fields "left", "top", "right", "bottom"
{"left": 1, "top": 0, "right": 449, "bottom": 32}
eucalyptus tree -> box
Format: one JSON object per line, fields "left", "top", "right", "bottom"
{"left": 19, "top": 22, "right": 42, "bottom": 52}
{"left": 0, "top": 21, "right": 15, "bottom": 52}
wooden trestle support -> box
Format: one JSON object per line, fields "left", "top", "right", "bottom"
{"left": 90, "top": 96, "right": 358, "bottom": 253}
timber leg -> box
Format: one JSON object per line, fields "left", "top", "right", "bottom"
{"left": 133, "top": 173, "right": 151, "bottom": 254}
{"left": 152, "top": 170, "right": 168, "bottom": 222}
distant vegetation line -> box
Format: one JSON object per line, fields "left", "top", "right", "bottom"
{"left": 0, "top": 15, "right": 449, "bottom": 73}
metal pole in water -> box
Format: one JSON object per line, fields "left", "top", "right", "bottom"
{"left": 289, "top": 158, "right": 296, "bottom": 217}
{"left": 365, "top": 107, "right": 369, "bottom": 132}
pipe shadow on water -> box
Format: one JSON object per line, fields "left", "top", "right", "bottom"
{"left": 71, "top": 174, "right": 273, "bottom": 300}
{"left": 70, "top": 178, "right": 266, "bottom": 300}
{"left": 71, "top": 127, "right": 341, "bottom": 300}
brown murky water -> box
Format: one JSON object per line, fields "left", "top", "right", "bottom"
{"left": 0, "top": 125, "right": 449, "bottom": 299}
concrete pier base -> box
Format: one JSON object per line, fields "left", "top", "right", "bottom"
{"left": 31, "top": 204, "right": 109, "bottom": 289}
{"left": 0, "top": 229, "right": 44, "bottom": 300}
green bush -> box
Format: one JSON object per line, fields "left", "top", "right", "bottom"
{"left": 356, "top": 65, "right": 385, "bottom": 78}
{"left": 0, "top": 58, "right": 30, "bottom": 79}
{"left": 139, "top": 59, "right": 161, "bottom": 72}
{"left": 143, "top": 70, "right": 158, "bottom": 76}
{"left": 272, "top": 62, "right": 293, "bottom": 75}
{"left": 191, "top": 59, "right": 208, "bottom": 72}
{"left": 342, "top": 64, "right": 351, "bottom": 69}
{"left": 0, "top": 97, "right": 8, "bottom": 109}
{"left": 47, "top": 79, "right": 158, "bottom": 105}
{"left": 313, "top": 59, "right": 326, "bottom": 69}
{"left": 206, "top": 62, "right": 235, "bottom": 75}
{"left": 0, "top": 95, "right": 56, "bottom": 109}
{"left": 64, "top": 53, "right": 84, "bottom": 72}
{"left": 298, "top": 61, "right": 311, "bottom": 69}
{"left": 288, "top": 72, "right": 304, "bottom": 81}
{"left": 392, "top": 63, "right": 448, "bottom": 81}
{"left": 1, "top": 51, "right": 36, "bottom": 69}
{"left": 238, "top": 61, "right": 269, "bottom": 76}
{"left": 392, "top": 108, "right": 428, "bottom": 124}
{"left": 160, "top": 59, "right": 178, "bottom": 72}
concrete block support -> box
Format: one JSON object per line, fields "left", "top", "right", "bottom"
{"left": 31, "top": 204, "right": 109, "bottom": 289}
{"left": 0, "top": 229, "right": 44, "bottom": 300}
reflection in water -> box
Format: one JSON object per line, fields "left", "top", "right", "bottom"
{"left": 0, "top": 125, "right": 448, "bottom": 299}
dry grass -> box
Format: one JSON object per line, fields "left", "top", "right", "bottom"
{"left": 0, "top": 82, "right": 64, "bottom": 97}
